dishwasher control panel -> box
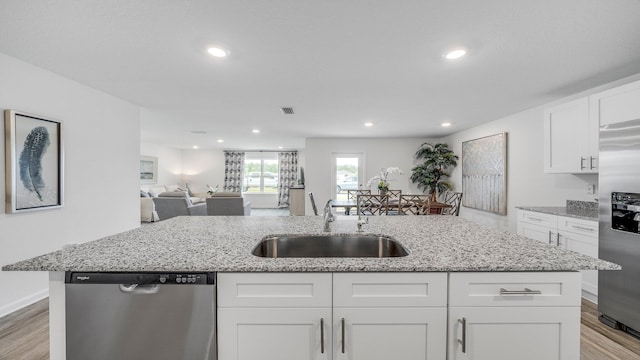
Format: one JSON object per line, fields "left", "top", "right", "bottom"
{"left": 65, "top": 272, "right": 215, "bottom": 285}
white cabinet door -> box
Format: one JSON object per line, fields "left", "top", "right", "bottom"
{"left": 449, "top": 307, "right": 580, "bottom": 360}
{"left": 334, "top": 307, "right": 446, "bottom": 360}
{"left": 591, "top": 79, "right": 640, "bottom": 126}
{"left": 218, "top": 307, "right": 332, "bottom": 360}
{"left": 516, "top": 210, "right": 557, "bottom": 244}
{"left": 518, "top": 221, "right": 556, "bottom": 245}
{"left": 558, "top": 231, "right": 599, "bottom": 297}
{"left": 544, "top": 97, "right": 594, "bottom": 173}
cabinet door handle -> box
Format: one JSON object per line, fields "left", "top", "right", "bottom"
{"left": 572, "top": 225, "right": 596, "bottom": 232}
{"left": 341, "top": 318, "right": 346, "bottom": 353}
{"left": 580, "top": 157, "right": 587, "bottom": 170}
{"left": 590, "top": 156, "right": 596, "bottom": 170}
{"left": 320, "top": 318, "right": 325, "bottom": 354}
{"left": 527, "top": 216, "right": 543, "bottom": 222}
{"left": 458, "top": 318, "right": 467, "bottom": 353}
{"left": 557, "top": 233, "right": 563, "bottom": 247}
{"left": 499, "top": 288, "right": 543, "bottom": 295}
{"left": 548, "top": 231, "right": 554, "bottom": 245}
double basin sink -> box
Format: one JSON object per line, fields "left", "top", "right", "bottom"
{"left": 252, "top": 234, "right": 409, "bottom": 258}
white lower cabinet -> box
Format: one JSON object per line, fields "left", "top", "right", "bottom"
{"left": 334, "top": 308, "right": 446, "bottom": 360}
{"left": 448, "top": 272, "right": 581, "bottom": 360}
{"left": 333, "top": 273, "right": 447, "bottom": 360}
{"left": 218, "top": 272, "right": 446, "bottom": 360}
{"left": 448, "top": 307, "right": 580, "bottom": 360}
{"left": 517, "top": 209, "right": 598, "bottom": 298}
{"left": 217, "top": 272, "right": 581, "bottom": 360}
{"left": 218, "top": 307, "right": 331, "bottom": 360}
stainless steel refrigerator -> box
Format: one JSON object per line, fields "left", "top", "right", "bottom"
{"left": 599, "top": 118, "right": 640, "bottom": 337}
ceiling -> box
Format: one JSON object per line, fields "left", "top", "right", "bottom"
{"left": 1, "top": 0, "right": 640, "bottom": 150}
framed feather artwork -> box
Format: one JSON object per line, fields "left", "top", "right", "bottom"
{"left": 5, "top": 110, "right": 63, "bottom": 213}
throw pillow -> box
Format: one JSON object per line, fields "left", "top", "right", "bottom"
{"left": 140, "top": 190, "right": 150, "bottom": 198}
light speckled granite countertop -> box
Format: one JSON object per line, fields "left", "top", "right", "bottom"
{"left": 517, "top": 200, "right": 598, "bottom": 221}
{"left": 3, "top": 216, "right": 618, "bottom": 272}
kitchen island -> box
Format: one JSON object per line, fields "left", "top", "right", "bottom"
{"left": 4, "top": 215, "right": 620, "bottom": 360}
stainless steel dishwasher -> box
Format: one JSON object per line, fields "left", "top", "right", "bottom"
{"left": 65, "top": 272, "right": 216, "bottom": 360}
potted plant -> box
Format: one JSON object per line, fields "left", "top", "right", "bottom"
{"left": 410, "top": 143, "right": 458, "bottom": 202}
{"left": 367, "top": 167, "right": 403, "bottom": 195}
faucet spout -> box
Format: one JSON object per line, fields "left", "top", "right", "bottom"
{"left": 323, "top": 200, "right": 336, "bottom": 232}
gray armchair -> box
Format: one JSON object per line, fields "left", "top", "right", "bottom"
{"left": 153, "top": 193, "right": 207, "bottom": 220}
{"left": 206, "top": 192, "right": 251, "bottom": 216}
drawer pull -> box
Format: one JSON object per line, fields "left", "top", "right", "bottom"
{"left": 320, "top": 318, "right": 325, "bottom": 354}
{"left": 499, "top": 288, "right": 542, "bottom": 296}
{"left": 526, "top": 216, "right": 543, "bottom": 222}
{"left": 458, "top": 318, "right": 467, "bottom": 353}
{"left": 571, "top": 225, "right": 596, "bottom": 232}
{"left": 341, "top": 318, "right": 346, "bottom": 353}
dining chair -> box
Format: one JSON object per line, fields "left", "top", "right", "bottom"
{"left": 308, "top": 192, "right": 319, "bottom": 215}
{"left": 357, "top": 194, "right": 389, "bottom": 215}
{"left": 387, "top": 189, "right": 402, "bottom": 200}
{"left": 347, "top": 189, "right": 371, "bottom": 202}
{"left": 399, "top": 195, "right": 431, "bottom": 215}
{"left": 441, "top": 191, "right": 463, "bottom": 216}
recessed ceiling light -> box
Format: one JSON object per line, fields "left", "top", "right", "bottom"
{"left": 441, "top": 122, "right": 452, "bottom": 127}
{"left": 444, "top": 49, "right": 466, "bottom": 60}
{"left": 252, "top": 129, "right": 260, "bottom": 134}
{"left": 217, "top": 139, "right": 224, "bottom": 143}
{"left": 278, "top": 146, "right": 284, "bottom": 149}
{"left": 207, "top": 47, "right": 228, "bottom": 58}
{"left": 364, "top": 122, "right": 373, "bottom": 127}
{"left": 192, "top": 145, "right": 199, "bottom": 149}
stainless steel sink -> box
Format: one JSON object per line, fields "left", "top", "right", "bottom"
{"left": 252, "top": 234, "right": 409, "bottom": 258}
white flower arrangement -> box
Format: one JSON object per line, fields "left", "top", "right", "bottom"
{"left": 366, "top": 167, "right": 403, "bottom": 190}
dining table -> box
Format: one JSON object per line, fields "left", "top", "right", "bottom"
{"left": 330, "top": 199, "right": 357, "bottom": 215}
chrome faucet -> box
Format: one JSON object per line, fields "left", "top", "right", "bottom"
{"left": 323, "top": 200, "right": 336, "bottom": 232}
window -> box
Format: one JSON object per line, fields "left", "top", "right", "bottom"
{"left": 332, "top": 154, "right": 364, "bottom": 200}
{"left": 243, "top": 153, "right": 278, "bottom": 194}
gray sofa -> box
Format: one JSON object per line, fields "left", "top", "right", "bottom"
{"left": 206, "top": 192, "right": 251, "bottom": 216}
{"left": 153, "top": 192, "right": 207, "bottom": 220}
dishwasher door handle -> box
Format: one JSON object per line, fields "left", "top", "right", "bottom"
{"left": 119, "top": 284, "right": 160, "bottom": 294}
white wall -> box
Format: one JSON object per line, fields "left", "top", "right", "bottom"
{"left": 442, "top": 107, "right": 598, "bottom": 232}
{"left": 304, "top": 137, "right": 436, "bottom": 215}
{"left": 140, "top": 141, "right": 183, "bottom": 187}
{"left": 0, "top": 53, "right": 140, "bottom": 316}
{"left": 442, "top": 73, "right": 640, "bottom": 233}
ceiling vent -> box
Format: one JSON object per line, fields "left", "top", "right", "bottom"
{"left": 280, "top": 107, "right": 295, "bottom": 115}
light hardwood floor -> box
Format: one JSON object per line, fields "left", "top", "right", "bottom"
{"left": 1, "top": 298, "right": 639, "bottom": 359}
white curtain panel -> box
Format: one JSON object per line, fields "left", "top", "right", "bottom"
{"left": 277, "top": 151, "right": 298, "bottom": 207}
{"left": 223, "top": 151, "right": 245, "bottom": 192}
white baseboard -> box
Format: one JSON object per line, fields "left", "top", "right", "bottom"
{"left": 582, "top": 290, "right": 598, "bottom": 305}
{"left": 0, "top": 289, "right": 49, "bottom": 318}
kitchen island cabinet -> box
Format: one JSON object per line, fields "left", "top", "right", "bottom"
{"left": 4, "top": 216, "right": 618, "bottom": 360}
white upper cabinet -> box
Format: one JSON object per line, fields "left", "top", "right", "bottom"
{"left": 591, "top": 79, "right": 640, "bottom": 126}
{"left": 544, "top": 97, "right": 597, "bottom": 173}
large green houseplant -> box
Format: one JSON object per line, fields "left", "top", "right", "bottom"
{"left": 410, "top": 143, "right": 458, "bottom": 201}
